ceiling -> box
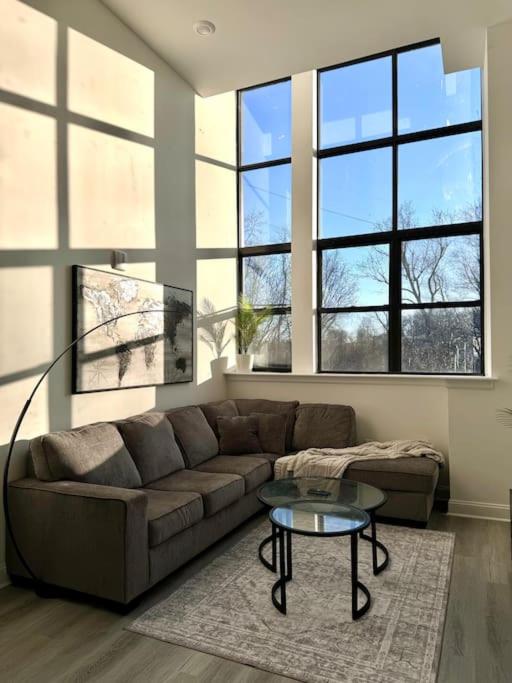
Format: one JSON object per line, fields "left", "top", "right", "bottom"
{"left": 102, "top": 0, "right": 512, "bottom": 96}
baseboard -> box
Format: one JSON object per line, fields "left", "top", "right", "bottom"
{"left": 448, "top": 499, "right": 510, "bottom": 521}
{"left": 0, "top": 564, "right": 10, "bottom": 589}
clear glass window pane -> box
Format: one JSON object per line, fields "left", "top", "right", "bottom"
{"left": 241, "top": 164, "right": 291, "bottom": 246}
{"left": 319, "top": 147, "right": 392, "bottom": 238}
{"left": 322, "top": 245, "right": 389, "bottom": 308}
{"left": 321, "top": 312, "right": 388, "bottom": 372}
{"left": 241, "top": 80, "right": 291, "bottom": 165}
{"left": 398, "top": 44, "right": 481, "bottom": 135}
{"left": 242, "top": 253, "right": 291, "bottom": 307}
{"left": 398, "top": 132, "right": 482, "bottom": 229}
{"left": 402, "top": 235, "right": 480, "bottom": 304}
{"left": 319, "top": 57, "right": 392, "bottom": 149}
{"left": 249, "top": 314, "right": 291, "bottom": 369}
{"left": 402, "top": 307, "right": 481, "bottom": 373}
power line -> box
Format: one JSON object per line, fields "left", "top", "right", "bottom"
{"left": 244, "top": 178, "right": 380, "bottom": 227}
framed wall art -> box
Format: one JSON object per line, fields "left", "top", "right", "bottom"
{"left": 72, "top": 266, "right": 193, "bottom": 393}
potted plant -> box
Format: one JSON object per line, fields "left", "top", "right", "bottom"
{"left": 235, "top": 295, "right": 271, "bottom": 372}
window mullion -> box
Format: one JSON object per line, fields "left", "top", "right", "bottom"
{"left": 388, "top": 52, "right": 401, "bottom": 373}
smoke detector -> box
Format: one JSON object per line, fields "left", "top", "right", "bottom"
{"left": 193, "top": 20, "right": 216, "bottom": 36}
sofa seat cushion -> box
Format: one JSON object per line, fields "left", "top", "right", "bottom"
{"left": 32, "top": 422, "right": 142, "bottom": 488}
{"left": 344, "top": 457, "right": 439, "bottom": 494}
{"left": 166, "top": 406, "right": 218, "bottom": 467}
{"left": 293, "top": 403, "right": 356, "bottom": 451}
{"left": 195, "top": 455, "right": 271, "bottom": 493}
{"left": 116, "top": 412, "right": 185, "bottom": 485}
{"left": 144, "top": 489, "right": 203, "bottom": 547}
{"left": 145, "top": 470, "right": 244, "bottom": 517}
{"left": 234, "top": 399, "right": 299, "bottom": 451}
{"left": 255, "top": 452, "right": 282, "bottom": 465}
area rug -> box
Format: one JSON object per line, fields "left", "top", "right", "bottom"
{"left": 129, "top": 520, "right": 454, "bottom": 683}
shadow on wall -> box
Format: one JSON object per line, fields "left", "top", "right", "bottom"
{"left": 194, "top": 90, "right": 239, "bottom": 385}
{"left": 0, "top": 0, "right": 234, "bottom": 509}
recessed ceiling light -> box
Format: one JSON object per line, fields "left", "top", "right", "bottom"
{"left": 193, "top": 20, "right": 216, "bottom": 36}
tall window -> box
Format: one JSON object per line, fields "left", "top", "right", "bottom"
{"left": 237, "top": 79, "right": 292, "bottom": 370}
{"left": 317, "top": 40, "right": 483, "bottom": 374}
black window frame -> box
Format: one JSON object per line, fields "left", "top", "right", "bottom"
{"left": 237, "top": 77, "right": 292, "bottom": 372}
{"left": 316, "top": 38, "right": 484, "bottom": 376}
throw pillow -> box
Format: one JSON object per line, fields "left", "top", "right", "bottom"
{"left": 234, "top": 399, "right": 299, "bottom": 451}
{"left": 199, "top": 399, "right": 239, "bottom": 437}
{"left": 217, "top": 416, "right": 262, "bottom": 455}
{"left": 250, "top": 412, "right": 287, "bottom": 455}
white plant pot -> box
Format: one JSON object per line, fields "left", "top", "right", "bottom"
{"left": 236, "top": 353, "right": 254, "bottom": 372}
{"left": 210, "top": 356, "right": 229, "bottom": 375}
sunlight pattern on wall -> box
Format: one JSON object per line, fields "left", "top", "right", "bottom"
{"left": 68, "top": 28, "right": 154, "bottom": 137}
{"left": 0, "top": 104, "right": 57, "bottom": 249}
{"left": 69, "top": 124, "right": 155, "bottom": 249}
{"left": 195, "top": 92, "right": 238, "bottom": 385}
{"left": 0, "top": 0, "right": 56, "bottom": 105}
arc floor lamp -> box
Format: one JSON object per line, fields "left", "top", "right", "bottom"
{"left": 2, "top": 307, "right": 177, "bottom": 594}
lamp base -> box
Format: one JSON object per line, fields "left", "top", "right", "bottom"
{"left": 34, "top": 581, "right": 59, "bottom": 599}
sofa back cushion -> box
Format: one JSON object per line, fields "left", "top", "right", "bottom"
{"left": 292, "top": 403, "right": 356, "bottom": 451}
{"left": 217, "top": 416, "right": 262, "bottom": 455}
{"left": 167, "top": 406, "right": 218, "bottom": 467}
{"left": 31, "top": 422, "right": 142, "bottom": 488}
{"left": 234, "top": 399, "right": 298, "bottom": 451}
{"left": 199, "top": 400, "right": 239, "bottom": 437}
{"left": 116, "top": 412, "right": 185, "bottom": 485}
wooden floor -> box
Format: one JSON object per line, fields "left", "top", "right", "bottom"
{"left": 0, "top": 512, "right": 510, "bottom": 682}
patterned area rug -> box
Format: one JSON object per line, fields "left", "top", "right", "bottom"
{"left": 129, "top": 520, "right": 454, "bottom": 683}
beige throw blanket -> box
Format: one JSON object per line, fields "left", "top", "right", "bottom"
{"left": 274, "top": 440, "right": 444, "bottom": 480}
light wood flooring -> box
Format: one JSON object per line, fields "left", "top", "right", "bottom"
{"left": 0, "top": 512, "right": 510, "bottom": 682}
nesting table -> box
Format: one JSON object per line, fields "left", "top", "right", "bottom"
{"left": 257, "top": 477, "right": 390, "bottom": 620}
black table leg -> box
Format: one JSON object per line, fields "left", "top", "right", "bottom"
{"left": 258, "top": 522, "right": 277, "bottom": 572}
{"left": 351, "top": 532, "right": 371, "bottom": 620}
{"left": 271, "top": 525, "right": 292, "bottom": 614}
{"left": 286, "top": 529, "right": 292, "bottom": 581}
{"left": 359, "top": 510, "right": 389, "bottom": 575}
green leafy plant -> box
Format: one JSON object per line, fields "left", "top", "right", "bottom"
{"left": 235, "top": 295, "right": 271, "bottom": 354}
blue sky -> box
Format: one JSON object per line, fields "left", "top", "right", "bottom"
{"left": 241, "top": 43, "right": 482, "bottom": 306}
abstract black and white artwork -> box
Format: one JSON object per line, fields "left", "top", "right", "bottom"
{"left": 72, "top": 266, "right": 193, "bottom": 393}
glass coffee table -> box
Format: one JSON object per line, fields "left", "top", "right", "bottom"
{"left": 257, "top": 477, "right": 389, "bottom": 576}
{"left": 269, "top": 500, "right": 371, "bottom": 620}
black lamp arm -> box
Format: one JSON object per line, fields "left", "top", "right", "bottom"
{"left": 2, "top": 308, "right": 176, "bottom": 585}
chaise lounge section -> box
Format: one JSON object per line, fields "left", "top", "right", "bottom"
{"left": 7, "top": 399, "right": 441, "bottom": 605}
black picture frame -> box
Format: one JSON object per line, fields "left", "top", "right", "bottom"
{"left": 72, "top": 265, "right": 194, "bottom": 394}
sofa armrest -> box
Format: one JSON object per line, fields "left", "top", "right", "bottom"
{"left": 7, "top": 478, "right": 149, "bottom": 604}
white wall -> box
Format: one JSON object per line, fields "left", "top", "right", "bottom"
{"left": 227, "top": 22, "right": 512, "bottom": 523}
{"left": 0, "top": 0, "right": 234, "bottom": 586}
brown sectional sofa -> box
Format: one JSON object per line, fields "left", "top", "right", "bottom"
{"left": 7, "top": 399, "right": 440, "bottom": 606}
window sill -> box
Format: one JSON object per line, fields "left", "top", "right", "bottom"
{"left": 224, "top": 371, "right": 496, "bottom": 389}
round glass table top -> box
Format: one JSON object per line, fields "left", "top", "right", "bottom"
{"left": 258, "top": 477, "right": 386, "bottom": 512}
{"left": 270, "top": 501, "right": 370, "bottom": 537}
